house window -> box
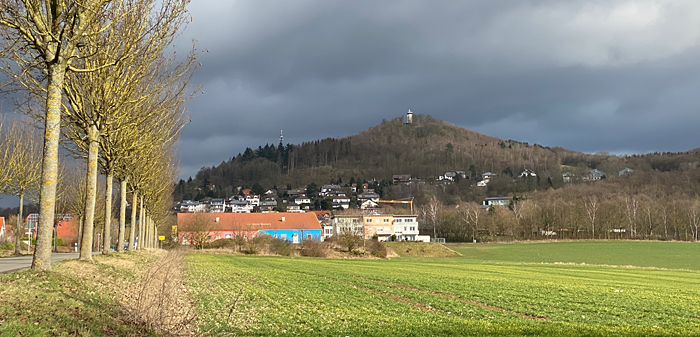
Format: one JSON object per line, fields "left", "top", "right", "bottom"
{"left": 383, "top": 219, "right": 389, "bottom": 223}
{"left": 410, "top": 227, "right": 416, "bottom": 231}
{"left": 307, "top": 234, "right": 312, "bottom": 240}
{"left": 281, "top": 234, "right": 287, "bottom": 240}
{"left": 395, "top": 219, "right": 402, "bottom": 223}
{"left": 366, "top": 219, "right": 372, "bottom": 223}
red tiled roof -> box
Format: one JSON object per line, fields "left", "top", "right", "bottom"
{"left": 177, "top": 212, "right": 321, "bottom": 231}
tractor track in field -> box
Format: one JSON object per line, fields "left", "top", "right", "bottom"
{"left": 355, "top": 277, "right": 548, "bottom": 321}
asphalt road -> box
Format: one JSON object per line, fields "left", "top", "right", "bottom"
{"left": 0, "top": 253, "right": 81, "bottom": 273}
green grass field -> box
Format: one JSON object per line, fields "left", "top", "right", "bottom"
{"left": 449, "top": 241, "right": 700, "bottom": 270}
{"left": 185, "top": 241, "right": 700, "bottom": 336}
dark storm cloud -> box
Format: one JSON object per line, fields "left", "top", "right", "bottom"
{"left": 175, "top": 0, "right": 700, "bottom": 179}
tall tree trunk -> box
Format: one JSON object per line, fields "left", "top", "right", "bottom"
{"left": 129, "top": 190, "right": 138, "bottom": 250}
{"left": 138, "top": 195, "right": 145, "bottom": 250}
{"left": 117, "top": 178, "right": 127, "bottom": 252}
{"left": 79, "top": 126, "right": 100, "bottom": 260}
{"left": 14, "top": 192, "right": 24, "bottom": 255}
{"left": 151, "top": 216, "right": 156, "bottom": 248}
{"left": 32, "top": 63, "right": 65, "bottom": 271}
{"left": 103, "top": 172, "right": 114, "bottom": 255}
{"left": 143, "top": 212, "right": 148, "bottom": 249}
{"left": 77, "top": 215, "right": 83, "bottom": 252}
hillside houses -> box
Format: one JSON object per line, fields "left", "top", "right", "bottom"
{"left": 177, "top": 163, "right": 636, "bottom": 217}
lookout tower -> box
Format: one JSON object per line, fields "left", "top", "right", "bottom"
{"left": 405, "top": 109, "right": 413, "bottom": 125}
{"left": 279, "top": 130, "right": 284, "bottom": 144}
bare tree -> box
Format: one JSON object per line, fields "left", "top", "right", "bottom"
{"left": 57, "top": 0, "right": 194, "bottom": 258}
{"left": 624, "top": 194, "right": 639, "bottom": 239}
{"left": 459, "top": 202, "right": 480, "bottom": 242}
{"left": 583, "top": 195, "right": 599, "bottom": 239}
{"left": 3, "top": 120, "right": 41, "bottom": 254}
{"left": 0, "top": 0, "right": 117, "bottom": 270}
{"left": 422, "top": 196, "right": 442, "bottom": 240}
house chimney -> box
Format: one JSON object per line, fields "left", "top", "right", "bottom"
{"left": 281, "top": 216, "right": 285, "bottom": 222}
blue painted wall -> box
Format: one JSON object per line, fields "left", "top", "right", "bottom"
{"left": 258, "top": 229, "right": 322, "bottom": 242}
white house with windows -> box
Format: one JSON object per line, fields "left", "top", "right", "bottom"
{"left": 208, "top": 198, "right": 225, "bottom": 213}
{"left": 331, "top": 215, "right": 364, "bottom": 237}
{"left": 180, "top": 200, "right": 205, "bottom": 213}
{"left": 392, "top": 215, "right": 419, "bottom": 241}
{"left": 332, "top": 197, "right": 351, "bottom": 209}
{"left": 295, "top": 196, "right": 311, "bottom": 205}
{"left": 245, "top": 194, "right": 260, "bottom": 207}
{"left": 230, "top": 200, "right": 253, "bottom": 213}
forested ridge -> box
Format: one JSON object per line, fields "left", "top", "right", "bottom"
{"left": 175, "top": 114, "right": 700, "bottom": 204}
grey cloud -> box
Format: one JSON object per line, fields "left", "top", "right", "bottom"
{"left": 176, "top": 0, "right": 700, "bottom": 179}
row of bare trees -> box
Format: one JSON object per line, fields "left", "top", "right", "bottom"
{"left": 422, "top": 187, "right": 700, "bottom": 243}
{"left": 0, "top": 0, "right": 196, "bottom": 270}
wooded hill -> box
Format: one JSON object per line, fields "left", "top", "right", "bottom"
{"left": 175, "top": 114, "right": 700, "bottom": 203}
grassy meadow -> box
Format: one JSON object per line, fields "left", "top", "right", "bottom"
{"left": 185, "top": 240, "right": 700, "bottom": 336}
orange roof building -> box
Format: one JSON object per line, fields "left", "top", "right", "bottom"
{"left": 177, "top": 212, "right": 322, "bottom": 244}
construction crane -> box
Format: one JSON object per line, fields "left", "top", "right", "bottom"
{"left": 377, "top": 199, "right": 414, "bottom": 214}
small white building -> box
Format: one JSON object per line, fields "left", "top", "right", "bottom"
{"left": 332, "top": 215, "right": 364, "bottom": 237}
{"left": 332, "top": 197, "right": 351, "bottom": 209}
{"left": 295, "top": 196, "right": 311, "bottom": 205}
{"left": 518, "top": 169, "right": 536, "bottom": 178}
{"left": 392, "top": 215, "right": 419, "bottom": 241}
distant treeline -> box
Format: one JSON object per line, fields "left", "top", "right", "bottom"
{"left": 427, "top": 169, "right": 700, "bottom": 243}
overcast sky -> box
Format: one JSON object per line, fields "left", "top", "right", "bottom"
{"left": 174, "top": 0, "right": 700, "bottom": 180}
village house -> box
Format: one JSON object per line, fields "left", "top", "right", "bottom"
{"left": 619, "top": 167, "right": 634, "bottom": 176}
{"left": 518, "top": 169, "right": 536, "bottom": 178}
{"left": 177, "top": 212, "right": 322, "bottom": 244}
{"left": 481, "top": 197, "right": 510, "bottom": 209}
{"left": 357, "top": 190, "right": 380, "bottom": 202}
{"left": 584, "top": 169, "right": 606, "bottom": 181}
{"left": 286, "top": 204, "right": 304, "bottom": 213}
{"left": 392, "top": 174, "right": 412, "bottom": 184}
{"left": 285, "top": 188, "right": 307, "bottom": 198}
{"left": 180, "top": 200, "right": 205, "bottom": 213}
{"left": 320, "top": 184, "right": 342, "bottom": 197}
{"left": 392, "top": 215, "right": 419, "bottom": 241}
{"left": 332, "top": 197, "right": 351, "bottom": 209}
{"left": 228, "top": 199, "right": 252, "bottom": 213}
{"left": 438, "top": 171, "right": 457, "bottom": 181}
{"left": 208, "top": 198, "right": 225, "bottom": 213}
{"left": 22, "top": 213, "right": 78, "bottom": 247}
{"left": 295, "top": 195, "right": 312, "bottom": 205}
{"left": 360, "top": 199, "right": 380, "bottom": 210}
{"left": 477, "top": 172, "right": 496, "bottom": 187}
{"left": 331, "top": 215, "right": 364, "bottom": 237}
{"left": 363, "top": 214, "right": 394, "bottom": 241}
{"left": 260, "top": 200, "right": 277, "bottom": 212}
{"left": 245, "top": 194, "right": 261, "bottom": 207}
{"left": 562, "top": 172, "right": 574, "bottom": 182}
